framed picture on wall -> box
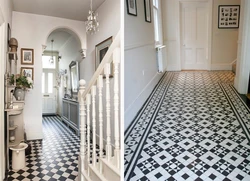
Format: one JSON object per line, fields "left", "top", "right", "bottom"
{"left": 95, "top": 36, "right": 113, "bottom": 77}
{"left": 21, "top": 48, "right": 34, "bottom": 65}
{"left": 144, "top": 0, "right": 151, "bottom": 23}
{"left": 20, "top": 67, "right": 34, "bottom": 81}
{"left": 218, "top": 5, "right": 240, "bottom": 29}
{"left": 126, "top": 0, "right": 137, "bottom": 16}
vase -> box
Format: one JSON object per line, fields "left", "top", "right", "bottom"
{"left": 14, "top": 88, "right": 25, "bottom": 101}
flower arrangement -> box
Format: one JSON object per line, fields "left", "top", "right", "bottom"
{"left": 10, "top": 74, "right": 33, "bottom": 90}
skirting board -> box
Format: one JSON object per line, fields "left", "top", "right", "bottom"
{"left": 124, "top": 73, "right": 162, "bottom": 130}
{"left": 166, "top": 63, "right": 232, "bottom": 71}
{"left": 211, "top": 63, "right": 232, "bottom": 70}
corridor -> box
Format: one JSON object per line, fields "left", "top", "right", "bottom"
{"left": 125, "top": 71, "right": 250, "bottom": 181}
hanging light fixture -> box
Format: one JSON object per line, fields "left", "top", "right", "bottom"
{"left": 85, "top": 0, "right": 99, "bottom": 34}
{"left": 49, "top": 39, "right": 54, "bottom": 64}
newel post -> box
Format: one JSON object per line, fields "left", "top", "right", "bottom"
{"left": 78, "top": 79, "right": 86, "bottom": 180}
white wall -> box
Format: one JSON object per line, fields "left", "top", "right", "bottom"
{"left": 12, "top": 12, "right": 86, "bottom": 140}
{"left": 58, "top": 35, "right": 81, "bottom": 115}
{"left": 124, "top": 0, "right": 162, "bottom": 130}
{"left": 162, "top": 0, "right": 240, "bottom": 71}
{"left": 211, "top": 0, "right": 240, "bottom": 70}
{"left": 0, "top": 0, "right": 13, "bottom": 179}
{"left": 80, "top": 0, "right": 120, "bottom": 82}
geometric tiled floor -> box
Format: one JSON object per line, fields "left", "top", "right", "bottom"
{"left": 125, "top": 71, "right": 250, "bottom": 181}
{"left": 7, "top": 116, "right": 80, "bottom": 181}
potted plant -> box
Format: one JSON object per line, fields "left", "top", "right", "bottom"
{"left": 9, "top": 74, "right": 33, "bottom": 101}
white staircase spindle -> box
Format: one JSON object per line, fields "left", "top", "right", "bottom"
{"left": 105, "top": 63, "right": 112, "bottom": 161}
{"left": 91, "top": 85, "right": 97, "bottom": 166}
{"left": 78, "top": 79, "right": 86, "bottom": 178}
{"left": 86, "top": 93, "right": 91, "bottom": 176}
{"left": 113, "top": 48, "right": 120, "bottom": 168}
{"left": 97, "top": 75, "right": 104, "bottom": 173}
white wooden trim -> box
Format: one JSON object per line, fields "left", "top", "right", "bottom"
{"left": 0, "top": 5, "right": 5, "bottom": 179}
{"left": 0, "top": 22, "right": 5, "bottom": 181}
{"left": 124, "top": 41, "right": 154, "bottom": 51}
{"left": 234, "top": 0, "right": 250, "bottom": 94}
{"left": 125, "top": 73, "right": 162, "bottom": 130}
{"left": 176, "top": 0, "right": 213, "bottom": 70}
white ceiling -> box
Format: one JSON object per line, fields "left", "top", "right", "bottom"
{"left": 12, "top": 0, "right": 105, "bottom": 21}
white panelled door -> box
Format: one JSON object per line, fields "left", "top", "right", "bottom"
{"left": 42, "top": 69, "right": 56, "bottom": 114}
{"left": 180, "top": 2, "right": 208, "bottom": 70}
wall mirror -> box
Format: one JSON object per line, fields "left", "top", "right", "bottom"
{"left": 69, "top": 61, "right": 79, "bottom": 96}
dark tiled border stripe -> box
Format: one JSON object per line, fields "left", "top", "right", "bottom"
{"left": 125, "top": 72, "right": 168, "bottom": 137}
{"left": 125, "top": 73, "right": 175, "bottom": 181}
{"left": 219, "top": 83, "right": 250, "bottom": 142}
{"left": 229, "top": 84, "right": 250, "bottom": 113}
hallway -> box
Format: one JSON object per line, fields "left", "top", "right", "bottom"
{"left": 7, "top": 116, "right": 80, "bottom": 181}
{"left": 125, "top": 71, "right": 250, "bottom": 181}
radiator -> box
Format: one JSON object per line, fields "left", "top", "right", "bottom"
{"left": 156, "top": 45, "right": 166, "bottom": 73}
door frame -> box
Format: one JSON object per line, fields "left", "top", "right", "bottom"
{"left": 176, "top": 0, "right": 213, "bottom": 70}
{"left": 234, "top": 0, "right": 250, "bottom": 94}
{"left": 0, "top": 8, "right": 5, "bottom": 180}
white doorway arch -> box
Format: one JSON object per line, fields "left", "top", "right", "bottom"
{"left": 42, "top": 27, "right": 82, "bottom": 116}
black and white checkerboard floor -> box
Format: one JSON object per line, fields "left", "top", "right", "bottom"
{"left": 7, "top": 116, "right": 80, "bottom": 181}
{"left": 125, "top": 71, "right": 250, "bottom": 181}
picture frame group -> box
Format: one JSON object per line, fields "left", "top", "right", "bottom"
{"left": 21, "top": 48, "right": 34, "bottom": 81}
{"left": 126, "top": 0, "right": 151, "bottom": 23}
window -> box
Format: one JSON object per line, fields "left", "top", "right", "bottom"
{"left": 48, "top": 73, "right": 53, "bottom": 93}
{"left": 42, "top": 55, "right": 56, "bottom": 69}
{"left": 153, "top": 0, "right": 163, "bottom": 46}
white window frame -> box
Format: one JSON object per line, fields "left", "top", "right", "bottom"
{"left": 153, "top": 0, "right": 163, "bottom": 46}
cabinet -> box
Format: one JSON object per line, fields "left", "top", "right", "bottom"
{"left": 62, "top": 98, "right": 79, "bottom": 135}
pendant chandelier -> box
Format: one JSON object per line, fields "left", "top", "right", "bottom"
{"left": 49, "top": 39, "right": 54, "bottom": 64}
{"left": 85, "top": 0, "right": 99, "bottom": 34}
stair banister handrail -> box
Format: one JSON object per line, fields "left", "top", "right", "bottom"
{"left": 81, "top": 31, "right": 120, "bottom": 99}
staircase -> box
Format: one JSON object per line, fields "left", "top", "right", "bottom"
{"left": 78, "top": 31, "right": 121, "bottom": 181}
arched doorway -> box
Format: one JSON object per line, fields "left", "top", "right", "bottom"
{"left": 42, "top": 28, "right": 82, "bottom": 116}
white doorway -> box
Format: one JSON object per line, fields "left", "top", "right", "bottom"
{"left": 177, "top": 0, "right": 212, "bottom": 70}
{"left": 180, "top": 2, "right": 208, "bottom": 70}
{"left": 42, "top": 55, "right": 57, "bottom": 115}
